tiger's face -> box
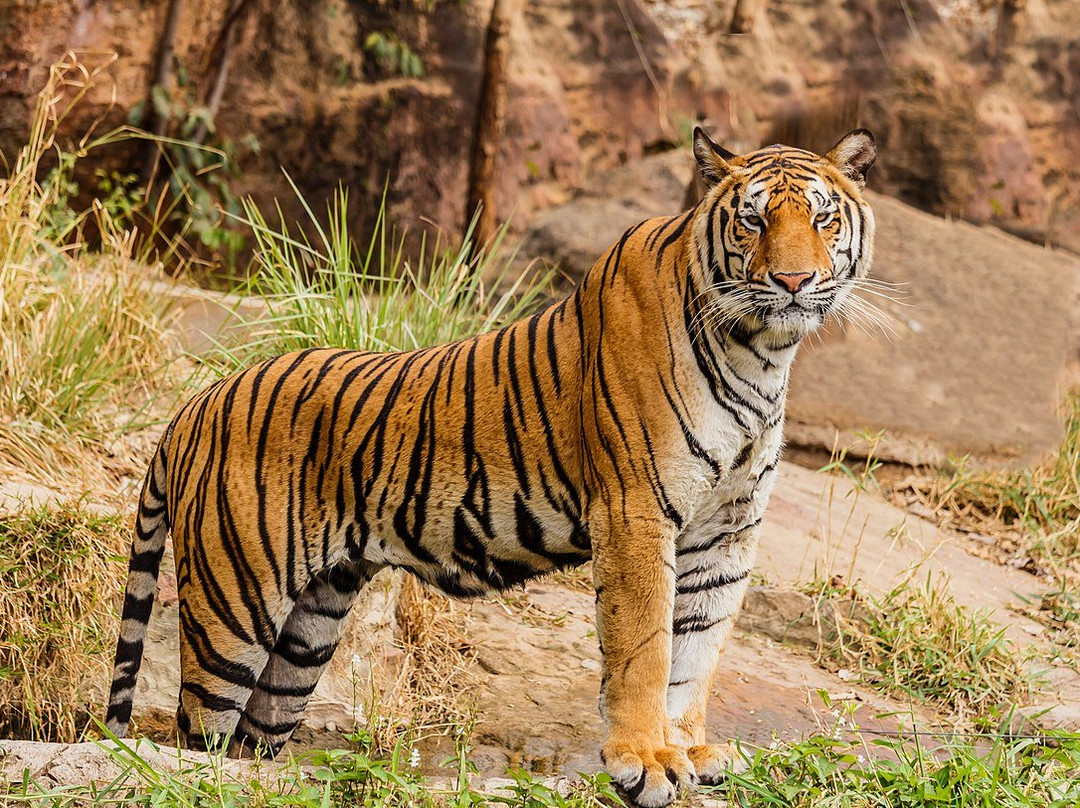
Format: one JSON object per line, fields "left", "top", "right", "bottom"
{"left": 693, "top": 129, "right": 877, "bottom": 339}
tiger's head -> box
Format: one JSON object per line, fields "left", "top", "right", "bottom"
{"left": 691, "top": 127, "right": 878, "bottom": 339}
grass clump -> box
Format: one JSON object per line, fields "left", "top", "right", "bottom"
{"left": 718, "top": 728, "right": 1080, "bottom": 807}
{"left": 0, "top": 263, "right": 173, "bottom": 471}
{"left": 198, "top": 178, "right": 553, "bottom": 378}
{"left": 360, "top": 575, "right": 479, "bottom": 755}
{"left": 807, "top": 573, "right": 1030, "bottom": 725}
{"left": 0, "top": 502, "right": 127, "bottom": 742}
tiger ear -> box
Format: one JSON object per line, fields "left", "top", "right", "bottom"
{"left": 693, "top": 127, "right": 737, "bottom": 188}
{"left": 826, "top": 129, "right": 877, "bottom": 186}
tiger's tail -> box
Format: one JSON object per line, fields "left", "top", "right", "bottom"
{"left": 105, "top": 435, "right": 171, "bottom": 737}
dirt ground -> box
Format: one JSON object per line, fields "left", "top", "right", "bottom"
{"left": 396, "top": 460, "right": 1080, "bottom": 780}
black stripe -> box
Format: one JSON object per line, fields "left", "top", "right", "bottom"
{"left": 238, "top": 712, "right": 301, "bottom": 738}
{"left": 273, "top": 634, "right": 338, "bottom": 668}
{"left": 656, "top": 209, "right": 694, "bottom": 265}
{"left": 181, "top": 681, "right": 244, "bottom": 714}
{"left": 672, "top": 614, "right": 724, "bottom": 635}
{"left": 676, "top": 568, "right": 750, "bottom": 595}
{"left": 178, "top": 604, "right": 261, "bottom": 688}
{"left": 679, "top": 518, "right": 762, "bottom": 555}
{"left": 255, "top": 679, "right": 319, "bottom": 698}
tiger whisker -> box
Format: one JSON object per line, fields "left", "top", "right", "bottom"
{"left": 849, "top": 280, "right": 911, "bottom": 308}
{"left": 832, "top": 293, "right": 899, "bottom": 341}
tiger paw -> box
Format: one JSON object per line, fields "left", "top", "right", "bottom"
{"left": 602, "top": 739, "right": 693, "bottom": 807}
{"left": 688, "top": 741, "right": 747, "bottom": 786}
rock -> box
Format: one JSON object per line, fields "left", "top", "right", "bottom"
{"left": 512, "top": 150, "right": 695, "bottom": 283}
{"left": 0, "top": 479, "right": 63, "bottom": 512}
{"left": 0, "top": 0, "right": 673, "bottom": 241}
{"left": 4, "top": 0, "right": 1080, "bottom": 253}
{"left": 0, "top": 738, "right": 278, "bottom": 790}
{"left": 738, "top": 586, "right": 840, "bottom": 650}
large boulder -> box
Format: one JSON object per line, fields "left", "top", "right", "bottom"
{"left": 513, "top": 151, "right": 1080, "bottom": 467}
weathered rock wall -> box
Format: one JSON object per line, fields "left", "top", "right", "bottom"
{"left": 2, "top": 0, "right": 1077, "bottom": 251}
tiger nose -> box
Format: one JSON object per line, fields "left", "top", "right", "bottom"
{"left": 769, "top": 271, "right": 816, "bottom": 294}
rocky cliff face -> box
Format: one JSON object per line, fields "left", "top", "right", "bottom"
{"left": 2, "top": 0, "right": 1077, "bottom": 252}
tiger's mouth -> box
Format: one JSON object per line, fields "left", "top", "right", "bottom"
{"left": 755, "top": 294, "right": 833, "bottom": 336}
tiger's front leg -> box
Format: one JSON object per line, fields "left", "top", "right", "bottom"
{"left": 593, "top": 509, "right": 691, "bottom": 808}
{"left": 666, "top": 521, "right": 759, "bottom": 783}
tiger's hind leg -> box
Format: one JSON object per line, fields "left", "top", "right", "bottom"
{"left": 229, "top": 559, "right": 377, "bottom": 757}
{"left": 175, "top": 593, "right": 278, "bottom": 754}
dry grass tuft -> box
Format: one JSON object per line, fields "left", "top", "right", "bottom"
{"left": 0, "top": 501, "right": 127, "bottom": 741}
{"left": 362, "top": 574, "right": 479, "bottom": 753}
{"left": 0, "top": 54, "right": 179, "bottom": 478}
{"left": 808, "top": 573, "right": 1032, "bottom": 726}
{"left": 547, "top": 562, "right": 595, "bottom": 595}
{"left": 896, "top": 392, "right": 1080, "bottom": 582}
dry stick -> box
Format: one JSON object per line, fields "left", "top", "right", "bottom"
{"left": 191, "top": 0, "right": 256, "bottom": 146}
{"left": 465, "top": 0, "right": 517, "bottom": 258}
{"left": 139, "top": 0, "right": 185, "bottom": 187}
{"left": 994, "top": 0, "right": 1027, "bottom": 59}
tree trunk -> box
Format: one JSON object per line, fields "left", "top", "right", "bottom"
{"left": 729, "top": 0, "right": 764, "bottom": 34}
{"left": 465, "top": 0, "right": 517, "bottom": 257}
{"left": 140, "top": 0, "right": 185, "bottom": 186}
{"left": 192, "top": 0, "right": 255, "bottom": 146}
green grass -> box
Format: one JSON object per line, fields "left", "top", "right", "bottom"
{"left": 7, "top": 722, "right": 1080, "bottom": 808}
{"left": 2, "top": 729, "right": 625, "bottom": 807}
{"left": 0, "top": 503, "right": 128, "bottom": 742}
{"left": 806, "top": 574, "right": 1031, "bottom": 725}
{"left": 716, "top": 727, "right": 1080, "bottom": 807}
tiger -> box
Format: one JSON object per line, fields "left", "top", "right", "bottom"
{"left": 106, "top": 127, "right": 877, "bottom": 807}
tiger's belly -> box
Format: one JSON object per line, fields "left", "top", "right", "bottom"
{"left": 360, "top": 480, "right": 591, "bottom": 597}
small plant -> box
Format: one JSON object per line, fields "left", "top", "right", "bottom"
{"left": 817, "top": 428, "right": 887, "bottom": 495}
{"left": 131, "top": 88, "right": 256, "bottom": 262}
{"left": 365, "top": 31, "right": 425, "bottom": 78}
{"left": 806, "top": 572, "right": 1032, "bottom": 725}
{"left": 0, "top": 502, "right": 128, "bottom": 742}
{"left": 1015, "top": 583, "right": 1080, "bottom": 667}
